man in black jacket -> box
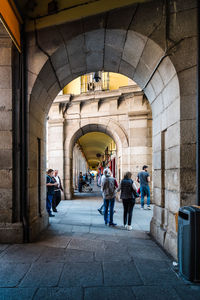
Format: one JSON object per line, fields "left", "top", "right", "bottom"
{"left": 52, "top": 170, "right": 64, "bottom": 212}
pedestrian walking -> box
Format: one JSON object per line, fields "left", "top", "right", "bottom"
{"left": 89, "top": 172, "right": 92, "bottom": 184}
{"left": 137, "top": 165, "right": 151, "bottom": 209}
{"left": 78, "top": 172, "right": 83, "bottom": 192}
{"left": 118, "top": 171, "right": 138, "bottom": 231}
{"left": 52, "top": 170, "right": 63, "bottom": 212}
{"left": 97, "top": 169, "right": 107, "bottom": 215}
{"left": 101, "top": 169, "right": 118, "bottom": 226}
{"left": 46, "top": 169, "right": 58, "bottom": 217}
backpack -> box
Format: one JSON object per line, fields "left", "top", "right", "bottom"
{"left": 103, "top": 177, "right": 115, "bottom": 197}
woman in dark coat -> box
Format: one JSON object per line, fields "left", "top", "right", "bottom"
{"left": 117, "top": 171, "right": 138, "bottom": 231}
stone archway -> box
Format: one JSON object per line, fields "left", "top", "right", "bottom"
{"left": 29, "top": 29, "right": 181, "bottom": 256}
{"left": 28, "top": 30, "right": 181, "bottom": 257}
{"left": 27, "top": 2, "right": 197, "bottom": 258}
{"left": 64, "top": 120, "right": 129, "bottom": 199}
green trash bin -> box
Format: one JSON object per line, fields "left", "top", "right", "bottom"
{"left": 178, "top": 206, "right": 200, "bottom": 282}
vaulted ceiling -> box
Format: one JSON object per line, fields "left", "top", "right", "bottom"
{"left": 16, "top": 0, "right": 152, "bottom": 31}
{"left": 78, "top": 132, "right": 114, "bottom": 168}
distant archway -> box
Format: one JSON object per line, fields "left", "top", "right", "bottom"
{"left": 64, "top": 121, "right": 129, "bottom": 199}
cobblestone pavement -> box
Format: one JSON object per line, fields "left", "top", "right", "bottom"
{"left": 0, "top": 184, "right": 200, "bottom": 299}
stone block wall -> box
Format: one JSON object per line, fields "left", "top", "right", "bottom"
{"left": 0, "top": 25, "right": 24, "bottom": 242}
{"left": 0, "top": 34, "right": 13, "bottom": 224}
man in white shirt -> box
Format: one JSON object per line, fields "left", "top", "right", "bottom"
{"left": 52, "top": 170, "right": 64, "bottom": 212}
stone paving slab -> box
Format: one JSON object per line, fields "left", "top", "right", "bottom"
{"left": 35, "top": 235, "right": 71, "bottom": 248}
{"left": 95, "top": 240, "right": 132, "bottom": 262}
{"left": 0, "top": 288, "right": 36, "bottom": 300}
{"left": 19, "top": 263, "right": 63, "bottom": 287}
{"left": 134, "top": 258, "right": 183, "bottom": 286}
{"left": 119, "top": 236, "right": 159, "bottom": 247}
{"left": 0, "top": 244, "right": 45, "bottom": 263}
{"left": 71, "top": 225, "right": 90, "bottom": 233}
{"left": 132, "top": 286, "right": 181, "bottom": 300}
{"left": 0, "top": 263, "right": 30, "bottom": 287}
{"left": 89, "top": 226, "right": 117, "bottom": 235}
{"left": 174, "top": 285, "right": 200, "bottom": 300}
{"left": 68, "top": 237, "right": 104, "bottom": 252}
{"left": 94, "top": 234, "right": 120, "bottom": 242}
{"left": 65, "top": 249, "right": 94, "bottom": 263}
{"left": 103, "top": 261, "right": 143, "bottom": 286}
{"left": 59, "top": 262, "right": 103, "bottom": 287}
{"left": 36, "top": 247, "right": 66, "bottom": 263}
{"left": 47, "top": 224, "right": 73, "bottom": 234}
{"left": 127, "top": 243, "right": 171, "bottom": 262}
{"left": 34, "top": 287, "right": 83, "bottom": 300}
{"left": 84, "top": 287, "right": 136, "bottom": 300}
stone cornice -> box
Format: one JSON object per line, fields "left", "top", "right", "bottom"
{"left": 128, "top": 110, "right": 152, "bottom": 119}
{"left": 53, "top": 85, "right": 143, "bottom": 107}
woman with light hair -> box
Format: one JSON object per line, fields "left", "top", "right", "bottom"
{"left": 117, "top": 171, "right": 138, "bottom": 230}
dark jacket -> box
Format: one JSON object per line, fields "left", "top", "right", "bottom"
{"left": 46, "top": 175, "right": 56, "bottom": 195}
{"left": 120, "top": 178, "right": 135, "bottom": 200}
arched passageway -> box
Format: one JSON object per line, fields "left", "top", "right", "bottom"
{"left": 21, "top": 2, "right": 196, "bottom": 259}
{"left": 72, "top": 132, "right": 117, "bottom": 195}
{"left": 65, "top": 122, "right": 128, "bottom": 200}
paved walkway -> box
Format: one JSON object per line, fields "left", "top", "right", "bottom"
{"left": 0, "top": 183, "right": 200, "bottom": 299}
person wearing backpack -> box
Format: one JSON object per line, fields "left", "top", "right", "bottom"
{"left": 101, "top": 169, "right": 118, "bottom": 226}
{"left": 117, "top": 171, "right": 138, "bottom": 231}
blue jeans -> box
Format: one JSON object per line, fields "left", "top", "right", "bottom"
{"left": 104, "top": 198, "right": 115, "bottom": 224}
{"left": 46, "top": 194, "right": 53, "bottom": 214}
{"left": 140, "top": 185, "right": 150, "bottom": 207}
{"left": 78, "top": 183, "right": 82, "bottom": 192}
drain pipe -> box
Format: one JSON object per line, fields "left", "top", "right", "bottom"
{"left": 196, "top": 1, "right": 200, "bottom": 206}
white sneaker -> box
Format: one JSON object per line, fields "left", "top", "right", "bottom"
{"left": 141, "top": 207, "right": 144, "bottom": 210}
{"left": 127, "top": 225, "right": 132, "bottom": 231}
{"left": 147, "top": 206, "right": 151, "bottom": 210}
{"left": 124, "top": 224, "right": 128, "bottom": 229}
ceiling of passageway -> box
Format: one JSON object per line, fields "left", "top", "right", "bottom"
{"left": 16, "top": 0, "right": 152, "bottom": 31}
{"left": 77, "top": 132, "right": 114, "bottom": 168}
{"left": 29, "top": 2, "right": 177, "bottom": 119}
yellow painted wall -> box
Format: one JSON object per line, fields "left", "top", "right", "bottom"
{"left": 63, "top": 73, "right": 130, "bottom": 95}
{"left": 109, "top": 73, "right": 129, "bottom": 90}
{"left": 63, "top": 77, "right": 81, "bottom": 95}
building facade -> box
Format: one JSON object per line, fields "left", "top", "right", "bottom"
{"left": 48, "top": 80, "right": 152, "bottom": 198}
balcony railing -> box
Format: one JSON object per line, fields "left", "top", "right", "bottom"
{"left": 81, "top": 72, "right": 109, "bottom": 93}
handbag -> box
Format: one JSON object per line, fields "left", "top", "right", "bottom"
{"left": 132, "top": 188, "right": 139, "bottom": 198}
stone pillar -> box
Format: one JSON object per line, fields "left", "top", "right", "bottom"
{"left": 64, "top": 157, "right": 72, "bottom": 200}
{"left": 0, "top": 35, "right": 12, "bottom": 224}
{"left": 48, "top": 118, "right": 64, "bottom": 183}
{"left": 127, "top": 95, "right": 152, "bottom": 183}
{"left": 0, "top": 26, "right": 23, "bottom": 242}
